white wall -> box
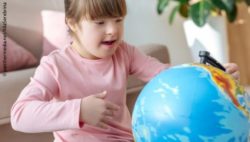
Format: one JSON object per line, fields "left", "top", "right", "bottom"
{"left": 124, "top": 0, "right": 192, "bottom": 65}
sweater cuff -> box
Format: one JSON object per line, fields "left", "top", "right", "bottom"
{"left": 79, "top": 121, "right": 84, "bottom": 128}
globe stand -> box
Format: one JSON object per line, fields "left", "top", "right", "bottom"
{"left": 199, "top": 51, "right": 226, "bottom": 71}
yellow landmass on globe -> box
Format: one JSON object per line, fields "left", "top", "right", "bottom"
{"left": 194, "top": 64, "right": 249, "bottom": 118}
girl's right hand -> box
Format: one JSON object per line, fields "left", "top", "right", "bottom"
{"left": 80, "top": 91, "right": 120, "bottom": 128}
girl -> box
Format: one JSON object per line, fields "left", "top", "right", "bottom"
{"left": 11, "top": 0, "right": 240, "bottom": 141}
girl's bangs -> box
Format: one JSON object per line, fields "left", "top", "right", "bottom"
{"left": 85, "top": 0, "right": 127, "bottom": 19}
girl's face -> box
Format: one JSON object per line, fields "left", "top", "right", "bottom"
{"left": 72, "top": 17, "right": 124, "bottom": 59}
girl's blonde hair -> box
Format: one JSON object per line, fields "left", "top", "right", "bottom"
{"left": 64, "top": 0, "right": 127, "bottom": 37}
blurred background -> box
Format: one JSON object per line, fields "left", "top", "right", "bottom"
{"left": 0, "top": 0, "right": 250, "bottom": 141}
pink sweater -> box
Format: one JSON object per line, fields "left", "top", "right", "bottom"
{"left": 11, "top": 42, "right": 169, "bottom": 142}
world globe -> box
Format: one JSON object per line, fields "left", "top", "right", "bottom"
{"left": 132, "top": 64, "right": 250, "bottom": 142}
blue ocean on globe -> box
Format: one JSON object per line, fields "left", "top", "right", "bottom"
{"left": 132, "top": 64, "right": 250, "bottom": 142}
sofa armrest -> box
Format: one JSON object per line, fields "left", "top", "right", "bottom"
{"left": 0, "top": 68, "right": 53, "bottom": 142}
{"left": 0, "top": 68, "right": 36, "bottom": 125}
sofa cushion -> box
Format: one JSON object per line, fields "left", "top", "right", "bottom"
{"left": 0, "top": 34, "right": 38, "bottom": 73}
{"left": 0, "top": 68, "right": 37, "bottom": 124}
{"left": 41, "top": 10, "right": 71, "bottom": 56}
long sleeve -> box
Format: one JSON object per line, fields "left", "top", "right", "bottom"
{"left": 9, "top": 44, "right": 161, "bottom": 141}
{"left": 126, "top": 44, "right": 170, "bottom": 82}
{"left": 10, "top": 57, "right": 82, "bottom": 133}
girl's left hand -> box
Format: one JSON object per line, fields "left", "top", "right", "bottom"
{"left": 224, "top": 63, "right": 240, "bottom": 81}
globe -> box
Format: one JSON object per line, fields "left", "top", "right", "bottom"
{"left": 132, "top": 64, "right": 250, "bottom": 142}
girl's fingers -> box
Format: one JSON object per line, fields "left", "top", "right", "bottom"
{"left": 102, "top": 116, "right": 113, "bottom": 122}
{"left": 224, "top": 63, "right": 238, "bottom": 74}
{"left": 97, "top": 122, "right": 109, "bottom": 129}
{"left": 223, "top": 63, "right": 240, "bottom": 81}
{"left": 106, "top": 102, "right": 120, "bottom": 111}
{"left": 98, "top": 116, "right": 114, "bottom": 128}
{"left": 104, "top": 109, "right": 114, "bottom": 116}
{"left": 232, "top": 71, "right": 240, "bottom": 81}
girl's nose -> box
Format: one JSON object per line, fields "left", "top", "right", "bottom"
{"left": 106, "top": 24, "right": 117, "bottom": 35}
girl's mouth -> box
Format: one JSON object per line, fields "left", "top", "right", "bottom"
{"left": 101, "top": 40, "right": 116, "bottom": 46}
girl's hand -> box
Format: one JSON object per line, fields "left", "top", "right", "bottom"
{"left": 80, "top": 91, "right": 120, "bottom": 128}
{"left": 224, "top": 63, "right": 240, "bottom": 81}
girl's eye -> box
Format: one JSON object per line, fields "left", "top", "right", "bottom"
{"left": 95, "top": 21, "right": 104, "bottom": 25}
{"left": 116, "top": 18, "right": 123, "bottom": 23}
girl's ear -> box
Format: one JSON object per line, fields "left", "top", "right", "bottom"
{"left": 66, "top": 18, "right": 77, "bottom": 32}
